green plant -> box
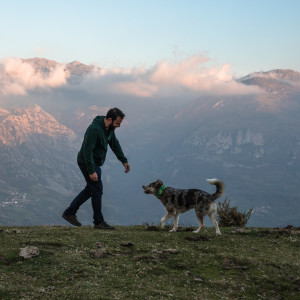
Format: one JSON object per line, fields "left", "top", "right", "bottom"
{"left": 217, "top": 197, "right": 253, "bottom": 227}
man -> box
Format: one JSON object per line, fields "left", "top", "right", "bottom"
{"left": 62, "top": 107, "right": 130, "bottom": 229}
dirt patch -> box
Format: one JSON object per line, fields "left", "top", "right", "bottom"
{"left": 146, "top": 226, "right": 159, "bottom": 231}
{"left": 222, "top": 257, "right": 249, "bottom": 270}
{"left": 23, "top": 241, "right": 63, "bottom": 247}
{"left": 185, "top": 235, "right": 210, "bottom": 242}
{"left": 120, "top": 242, "right": 134, "bottom": 247}
{"left": 177, "top": 227, "right": 195, "bottom": 232}
{"left": 261, "top": 226, "right": 300, "bottom": 236}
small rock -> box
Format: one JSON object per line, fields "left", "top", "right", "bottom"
{"left": 19, "top": 246, "right": 40, "bottom": 259}
{"left": 152, "top": 249, "right": 162, "bottom": 254}
{"left": 194, "top": 277, "right": 203, "bottom": 282}
{"left": 95, "top": 242, "right": 106, "bottom": 248}
{"left": 163, "top": 249, "right": 179, "bottom": 254}
{"left": 231, "top": 228, "right": 251, "bottom": 233}
{"left": 90, "top": 249, "right": 107, "bottom": 258}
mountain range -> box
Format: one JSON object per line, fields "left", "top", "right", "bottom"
{"left": 0, "top": 58, "right": 299, "bottom": 227}
{"left": 22, "top": 57, "right": 96, "bottom": 77}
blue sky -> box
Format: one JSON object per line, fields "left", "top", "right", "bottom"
{"left": 0, "top": 0, "right": 299, "bottom": 77}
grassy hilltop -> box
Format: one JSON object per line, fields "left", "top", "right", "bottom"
{"left": 0, "top": 225, "right": 299, "bottom": 299}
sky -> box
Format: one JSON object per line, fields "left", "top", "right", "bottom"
{"left": 0, "top": 0, "right": 299, "bottom": 79}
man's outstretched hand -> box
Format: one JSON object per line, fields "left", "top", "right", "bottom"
{"left": 124, "top": 163, "right": 130, "bottom": 173}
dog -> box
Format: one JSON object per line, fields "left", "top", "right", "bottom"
{"left": 142, "top": 178, "right": 225, "bottom": 235}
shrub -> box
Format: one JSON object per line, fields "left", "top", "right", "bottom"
{"left": 217, "top": 197, "right": 253, "bottom": 227}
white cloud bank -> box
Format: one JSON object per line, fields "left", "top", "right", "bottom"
{"left": 0, "top": 55, "right": 262, "bottom": 97}
{"left": 0, "top": 58, "right": 69, "bottom": 95}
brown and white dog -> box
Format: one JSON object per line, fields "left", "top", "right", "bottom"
{"left": 142, "top": 178, "right": 225, "bottom": 235}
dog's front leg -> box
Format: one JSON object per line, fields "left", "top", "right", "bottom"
{"left": 169, "top": 213, "right": 179, "bottom": 232}
{"left": 160, "top": 212, "right": 174, "bottom": 229}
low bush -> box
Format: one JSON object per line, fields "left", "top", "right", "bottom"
{"left": 217, "top": 197, "right": 253, "bottom": 227}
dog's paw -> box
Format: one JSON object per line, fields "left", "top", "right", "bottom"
{"left": 216, "top": 232, "right": 222, "bottom": 236}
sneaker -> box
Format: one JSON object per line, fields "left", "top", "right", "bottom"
{"left": 62, "top": 214, "right": 81, "bottom": 227}
{"left": 94, "top": 221, "right": 116, "bottom": 230}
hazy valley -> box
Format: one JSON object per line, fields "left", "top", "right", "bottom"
{"left": 0, "top": 58, "right": 299, "bottom": 227}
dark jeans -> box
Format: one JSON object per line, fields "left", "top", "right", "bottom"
{"left": 64, "top": 162, "right": 104, "bottom": 225}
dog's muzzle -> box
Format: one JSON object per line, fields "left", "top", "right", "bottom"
{"left": 142, "top": 186, "right": 151, "bottom": 194}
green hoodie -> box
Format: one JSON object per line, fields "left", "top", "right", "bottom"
{"left": 77, "top": 116, "right": 128, "bottom": 174}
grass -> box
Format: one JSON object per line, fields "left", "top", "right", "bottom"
{"left": 0, "top": 225, "right": 299, "bottom": 299}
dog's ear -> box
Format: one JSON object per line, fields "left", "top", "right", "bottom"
{"left": 156, "top": 179, "right": 163, "bottom": 185}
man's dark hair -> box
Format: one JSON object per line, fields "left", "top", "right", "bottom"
{"left": 106, "top": 107, "right": 125, "bottom": 121}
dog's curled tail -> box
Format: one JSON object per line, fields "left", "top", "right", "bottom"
{"left": 206, "top": 178, "right": 225, "bottom": 200}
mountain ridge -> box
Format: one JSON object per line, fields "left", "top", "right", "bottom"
{"left": 0, "top": 104, "right": 77, "bottom": 146}
{"left": 239, "top": 69, "right": 300, "bottom": 82}
{"left": 22, "top": 57, "right": 98, "bottom": 77}
{"left": 22, "top": 57, "right": 300, "bottom": 87}
{"left": 238, "top": 69, "right": 300, "bottom": 96}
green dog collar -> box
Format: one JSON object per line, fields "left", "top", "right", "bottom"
{"left": 157, "top": 185, "right": 166, "bottom": 198}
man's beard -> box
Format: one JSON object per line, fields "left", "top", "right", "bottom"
{"left": 108, "top": 123, "right": 115, "bottom": 131}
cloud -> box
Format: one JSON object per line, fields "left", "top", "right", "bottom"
{"left": 91, "top": 54, "right": 261, "bottom": 97}
{"left": 115, "top": 81, "right": 158, "bottom": 98}
{"left": 0, "top": 58, "right": 69, "bottom": 95}
{"left": 147, "top": 56, "right": 262, "bottom": 96}
{"left": 0, "top": 54, "right": 262, "bottom": 98}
